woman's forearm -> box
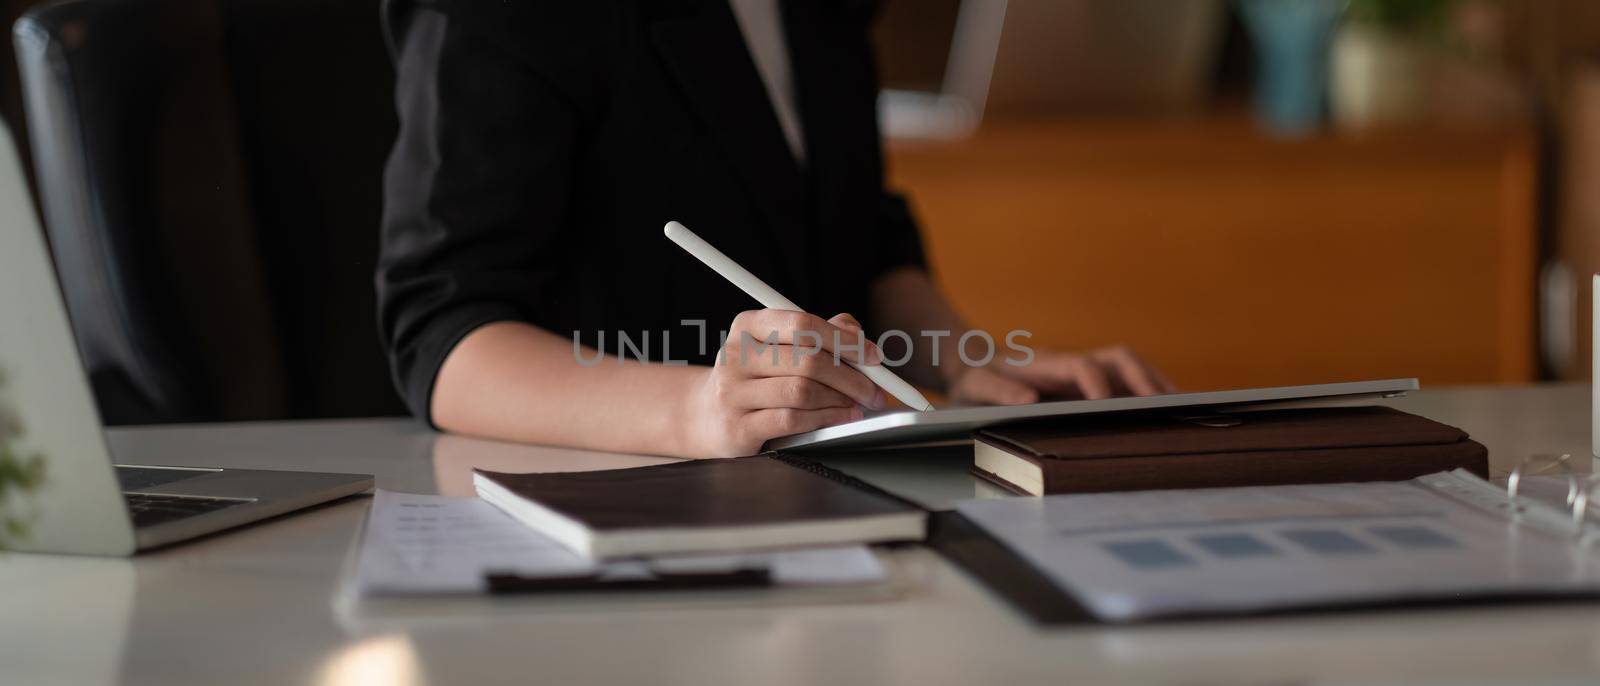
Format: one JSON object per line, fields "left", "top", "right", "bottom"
{"left": 868, "top": 267, "right": 970, "bottom": 391}
{"left": 431, "top": 321, "right": 705, "bottom": 456}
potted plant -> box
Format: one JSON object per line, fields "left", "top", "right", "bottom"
{"left": 1331, "top": 0, "right": 1461, "bottom": 127}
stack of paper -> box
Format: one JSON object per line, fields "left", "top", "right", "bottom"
{"left": 351, "top": 490, "right": 887, "bottom": 598}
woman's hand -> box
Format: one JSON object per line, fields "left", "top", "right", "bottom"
{"left": 947, "top": 345, "right": 1175, "bottom": 406}
{"left": 681, "top": 310, "right": 887, "bottom": 457}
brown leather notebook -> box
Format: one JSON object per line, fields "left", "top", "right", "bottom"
{"left": 972, "top": 406, "right": 1489, "bottom": 496}
{"left": 475, "top": 455, "right": 926, "bottom": 559}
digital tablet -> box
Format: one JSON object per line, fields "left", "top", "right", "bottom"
{"left": 766, "top": 378, "right": 1419, "bottom": 453}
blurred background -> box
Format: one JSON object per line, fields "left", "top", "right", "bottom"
{"left": 0, "top": 0, "right": 1595, "bottom": 425}
{"left": 873, "top": 0, "right": 1597, "bottom": 393}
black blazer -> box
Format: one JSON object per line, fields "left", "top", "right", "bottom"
{"left": 378, "top": 0, "right": 928, "bottom": 424}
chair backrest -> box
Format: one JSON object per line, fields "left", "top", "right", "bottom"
{"left": 13, "top": 0, "right": 403, "bottom": 424}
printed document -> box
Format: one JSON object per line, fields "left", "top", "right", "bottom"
{"left": 353, "top": 489, "right": 885, "bottom": 597}
{"left": 957, "top": 474, "right": 1600, "bottom": 621}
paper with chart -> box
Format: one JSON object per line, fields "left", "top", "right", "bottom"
{"left": 353, "top": 489, "right": 885, "bottom": 597}
{"left": 957, "top": 474, "right": 1600, "bottom": 621}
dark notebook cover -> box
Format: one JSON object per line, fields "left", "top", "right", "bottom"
{"left": 974, "top": 406, "right": 1489, "bottom": 495}
{"left": 475, "top": 454, "right": 922, "bottom": 532}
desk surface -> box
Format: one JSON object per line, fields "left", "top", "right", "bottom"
{"left": 2, "top": 384, "right": 1597, "bottom": 685}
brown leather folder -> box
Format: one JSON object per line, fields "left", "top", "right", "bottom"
{"left": 971, "top": 406, "right": 1489, "bottom": 496}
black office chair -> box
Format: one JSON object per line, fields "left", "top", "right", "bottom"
{"left": 13, "top": 0, "right": 404, "bottom": 424}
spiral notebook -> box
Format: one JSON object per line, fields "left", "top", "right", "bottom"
{"left": 474, "top": 454, "right": 927, "bottom": 559}
{"left": 942, "top": 462, "right": 1600, "bottom": 623}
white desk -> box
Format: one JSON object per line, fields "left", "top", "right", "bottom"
{"left": 2, "top": 384, "right": 1598, "bottom": 685}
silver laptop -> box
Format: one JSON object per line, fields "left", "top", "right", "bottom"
{"left": 0, "top": 122, "right": 371, "bottom": 555}
{"left": 878, "top": 0, "right": 1226, "bottom": 139}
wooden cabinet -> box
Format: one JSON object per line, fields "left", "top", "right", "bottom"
{"left": 888, "top": 117, "right": 1537, "bottom": 390}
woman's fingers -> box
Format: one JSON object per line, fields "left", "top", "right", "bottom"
{"left": 1005, "top": 353, "right": 1108, "bottom": 400}
{"left": 1062, "top": 356, "right": 1112, "bottom": 400}
{"left": 1092, "top": 346, "right": 1177, "bottom": 396}
{"left": 826, "top": 313, "right": 877, "bottom": 366}
{"left": 727, "top": 309, "right": 882, "bottom": 365}
{"left": 1092, "top": 347, "right": 1162, "bottom": 397}
{"left": 694, "top": 310, "right": 890, "bottom": 457}
{"left": 951, "top": 367, "right": 1038, "bottom": 405}
{"left": 724, "top": 376, "right": 856, "bottom": 411}
{"left": 741, "top": 406, "right": 862, "bottom": 441}
{"left": 1149, "top": 361, "right": 1180, "bottom": 394}
{"left": 721, "top": 342, "right": 885, "bottom": 409}
{"left": 1004, "top": 347, "right": 1173, "bottom": 400}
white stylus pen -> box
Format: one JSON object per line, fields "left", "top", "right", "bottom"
{"left": 664, "top": 221, "right": 935, "bottom": 412}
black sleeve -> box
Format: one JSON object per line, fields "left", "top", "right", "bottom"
{"left": 876, "top": 190, "right": 928, "bottom": 275}
{"left": 862, "top": 3, "right": 928, "bottom": 278}
{"left": 377, "top": 4, "right": 584, "bottom": 425}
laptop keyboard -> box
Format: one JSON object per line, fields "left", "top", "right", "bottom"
{"left": 124, "top": 493, "right": 252, "bottom": 528}
{"left": 115, "top": 465, "right": 211, "bottom": 491}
